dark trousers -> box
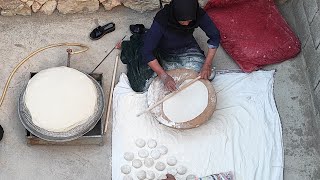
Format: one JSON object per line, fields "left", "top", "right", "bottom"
{"left": 121, "top": 34, "right": 205, "bottom": 92}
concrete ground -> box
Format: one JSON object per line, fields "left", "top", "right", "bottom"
{"left": 0, "top": 5, "right": 319, "bottom": 180}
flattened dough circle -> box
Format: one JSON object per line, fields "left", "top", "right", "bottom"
{"left": 25, "top": 67, "right": 97, "bottom": 132}
{"left": 163, "top": 79, "right": 208, "bottom": 123}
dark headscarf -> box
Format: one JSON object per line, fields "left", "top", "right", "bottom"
{"left": 154, "top": 0, "right": 206, "bottom": 35}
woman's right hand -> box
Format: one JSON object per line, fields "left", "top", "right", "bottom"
{"left": 160, "top": 73, "right": 177, "bottom": 92}
{"left": 162, "top": 174, "right": 176, "bottom": 180}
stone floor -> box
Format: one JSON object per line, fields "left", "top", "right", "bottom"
{"left": 0, "top": 6, "right": 319, "bottom": 180}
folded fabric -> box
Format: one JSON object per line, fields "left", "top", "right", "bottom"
{"left": 129, "top": 24, "right": 148, "bottom": 34}
{"left": 199, "top": 171, "right": 233, "bottom": 180}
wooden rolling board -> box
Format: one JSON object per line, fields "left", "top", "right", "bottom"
{"left": 147, "top": 69, "right": 217, "bottom": 129}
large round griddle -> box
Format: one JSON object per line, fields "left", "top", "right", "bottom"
{"left": 147, "top": 69, "right": 216, "bottom": 129}
{"left": 18, "top": 71, "right": 105, "bottom": 142}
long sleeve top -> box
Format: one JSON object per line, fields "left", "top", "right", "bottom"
{"left": 142, "top": 13, "right": 220, "bottom": 63}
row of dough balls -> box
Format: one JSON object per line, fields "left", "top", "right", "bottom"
{"left": 121, "top": 139, "right": 194, "bottom": 179}
{"left": 122, "top": 171, "right": 196, "bottom": 180}
{"left": 121, "top": 160, "right": 186, "bottom": 174}
{"left": 124, "top": 139, "right": 168, "bottom": 161}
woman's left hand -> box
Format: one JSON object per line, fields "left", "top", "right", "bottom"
{"left": 115, "top": 41, "right": 122, "bottom": 49}
{"left": 200, "top": 63, "right": 212, "bottom": 79}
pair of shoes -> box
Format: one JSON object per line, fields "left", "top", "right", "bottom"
{"left": 130, "top": 24, "right": 148, "bottom": 34}
{"left": 90, "top": 22, "right": 115, "bottom": 40}
{"left": 0, "top": 125, "right": 3, "bottom": 141}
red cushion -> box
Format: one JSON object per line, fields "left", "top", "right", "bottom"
{"left": 205, "top": 0, "right": 301, "bottom": 72}
{"left": 205, "top": 0, "right": 250, "bottom": 8}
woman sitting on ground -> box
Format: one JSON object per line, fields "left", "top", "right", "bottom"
{"left": 120, "top": 0, "right": 220, "bottom": 92}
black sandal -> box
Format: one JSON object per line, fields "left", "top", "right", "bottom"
{"left": 0, "top": 125, "right": 3, "bottom": 141}
{"left": 90, "top": 22, "right": 115, "bottom": 40}
{"left": 130, "top": 24, "right": 148, "bottom": 34}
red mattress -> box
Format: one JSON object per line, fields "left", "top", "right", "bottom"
{"left": 205, "top": 0, "right": 301, "bottom": 72}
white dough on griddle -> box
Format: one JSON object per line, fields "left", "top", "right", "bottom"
{"left": 25, "top": 67, "right": 97, "bottom": 132}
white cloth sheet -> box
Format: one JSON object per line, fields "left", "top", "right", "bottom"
{"left": 112, "top": 70, "right": 283, "bottom": 180}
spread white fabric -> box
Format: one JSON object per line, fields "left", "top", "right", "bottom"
{"left": 112, "top": 70, "right": 283, "bottom": 180}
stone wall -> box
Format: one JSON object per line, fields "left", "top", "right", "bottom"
{"left": 280, "top": 0, "right": 320, "bottom": 131}
{"left": 0, "top": 0, "right": 208, "bottom": 16}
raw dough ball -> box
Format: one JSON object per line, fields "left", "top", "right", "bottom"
{"left": 124, "top": 152, "right": 134, "bottom": 161}
{"left": 121, "top": 165, "right": 131, "bottom": 174}
{"left": 25, "top": 67, "right": 98, "bottom": 132}
{"left": 132, "top": 159, "right": 142, "bottom": 168}
{"left": 144, "top": 158, "right": 155, "bottom": 168}
{"left": 166, "top": 156, "right": 177, "bottom": 166}
{"left": 138, "top": 149, "right": 149, "bottom": 158}
{"left": 123, "top": 175, "right": 133, "bottom": 180}
{"left": 167, "top": 168, "right": 177, "bottom": 176}
{"left": 147, "top": 139, "right": 157, "bottom": 148}
{"left": 157, "top": 174, "right": 167, "bottom": 179}
{"left": 135, "top": 138, "right": 146, "bottom": 148}
{"left": 186, "top": 174, "right": 196, "bottom": 180}
{"left": 176, "top": 165, "right": 187, "bottom": 175}
{"left": 155, "top": 162, "right": 166, "bottom": 171}
{"left": 150, "top": 149, "right": 161, "bottom": 160}
{"left": 157, "top": 145, "right": 168, "bottom": 155}
{"left": 136, "top": 170, "right": 146, "bottom": 180}
{"left": 146, "top": 170, "right": 155, "bottom": 179}
{"left": 163, "top": 80, "right": 208, "bottom": 123}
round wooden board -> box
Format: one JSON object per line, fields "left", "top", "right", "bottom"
{"left": 147, "top": 68, "right": 217, "bottom": 129}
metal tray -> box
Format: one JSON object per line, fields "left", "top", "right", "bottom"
{"left": 18, "top": 71, "right": 105, "bottom": 142}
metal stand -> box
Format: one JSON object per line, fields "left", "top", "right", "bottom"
{"left": 66, "top": 48, "right": 72, "bottom": 67}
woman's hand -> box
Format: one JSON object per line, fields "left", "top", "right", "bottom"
{"left": 115, "top": 41, "right": 122, "bottom": 49}
{"left": 200, "top": 62, "right": 212, "bottom": 80}
{"left": 147, "top": 60, "right": 176, "bottom": 91}
{"left": 162, "top": 174, "right": 176, "bottom": 180}
{"left": 160, "top": 73, "right": 177, "bottom": 92}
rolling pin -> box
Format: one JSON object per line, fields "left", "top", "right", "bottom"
{"left": 104, "top": 55, "right": 119, "bottom": 134}
{"left": 136, "top": 75, "right": 202, "bottom": 117}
